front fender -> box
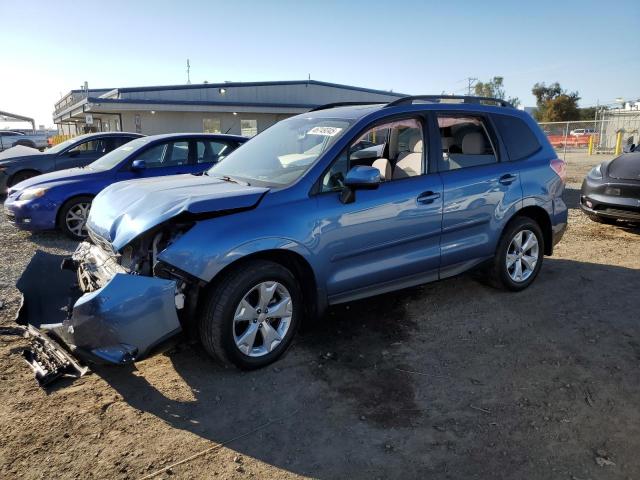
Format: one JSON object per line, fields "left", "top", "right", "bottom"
{"left": 159, "top": 230, "right": 315, "bottom": 282}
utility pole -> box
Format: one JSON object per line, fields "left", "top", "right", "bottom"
{"left": 186, "top": 59, "right": 191, "bottom": 84}
{"left": 466, "top": 77, "right": 478, "bottom": 96}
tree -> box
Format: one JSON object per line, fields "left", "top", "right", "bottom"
{"left": 531, "top": 82, "right": 580, "bottom": 122}
{"left": 474, "top": 76, "right": 520, "bottom": 107}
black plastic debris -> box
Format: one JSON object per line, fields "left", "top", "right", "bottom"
{"left": 15, "top": 250, "right": 88, "bottom": 387}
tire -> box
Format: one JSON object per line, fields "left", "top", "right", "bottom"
{"left": 199, "top": 260, "right": 303, "bottom": 370}
{"left": 8, "top": 170, "right": 39, "bottom": 188}
{"left": 57, "top": 196, "right": 93, "bottom": 240}
{"left": 486, "top": 216, "right": 545, "bottom": 291}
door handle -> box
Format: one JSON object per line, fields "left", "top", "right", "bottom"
{"left": 417, "top": 191, "right": 441, "bottom": 204}
{"left": 499, "top": 173, "right": 518, "bottom": 185}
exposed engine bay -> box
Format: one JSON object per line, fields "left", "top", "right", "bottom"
{"left": 76, "top": 223, "right": 194, "bottom": 295}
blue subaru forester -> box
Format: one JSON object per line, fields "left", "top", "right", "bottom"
{"left": 22, "top": 96, "right": 567, "bottom": 374}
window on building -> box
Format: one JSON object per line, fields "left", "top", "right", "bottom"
{"left": 437, "top": 115, "right": 497, "bottom": 171}
{"left": 203, "top": 118, "right": 221, "bottom": 133}
{"left": 240, "top": 119, "right": 258, "bottom": 137}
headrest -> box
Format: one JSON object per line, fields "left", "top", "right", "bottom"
{"left": 408, "top": 132, "right": 423, "bottom": 153}
{"left": 462, "top": 132, "right": 485, "bottom": 155}
{"left": 372, "top": 158, "right": 392, "bottom": 181}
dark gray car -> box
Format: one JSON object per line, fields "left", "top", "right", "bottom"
{"left": 0, "top": 132, "right": 143, "bottom": 193}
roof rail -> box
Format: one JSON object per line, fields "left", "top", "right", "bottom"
{"left": 384, "top": 95, "right": 514, "bottom": 108}
{"left": 309, "top": 101, "right": 384, "bottom": 112}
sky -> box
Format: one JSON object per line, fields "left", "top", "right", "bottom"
{"left": 1, "top": 0, "right": 639, "bottom": 128}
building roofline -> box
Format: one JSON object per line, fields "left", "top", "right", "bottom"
{"left": 107, "top": 80, "right": 407, "bottom": 98}
{"left": 86, "top": 97, "right": 321, "bottom": 109}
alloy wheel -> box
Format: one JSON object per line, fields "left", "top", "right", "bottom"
{"left": 506, "top": 229, "right": 539, "bottom": 283}
{"left": 233, "top": 281, "right": 293, "bottom": 357}
{"left": 65, "top": 202, "right": 91, "bottom": 237}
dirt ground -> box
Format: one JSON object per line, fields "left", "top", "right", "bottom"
{"left": 1, "top": 153, "right": 639, "bottom": 480}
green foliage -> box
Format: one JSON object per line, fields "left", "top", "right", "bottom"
{"left": 578, "top": 107, "right": 598, "bottom": 121}
{"left": 474, "top": 76, "right": 520, "bottom": 107}
{"left": 532, "top": 82, "right": 581, "bottom": 122}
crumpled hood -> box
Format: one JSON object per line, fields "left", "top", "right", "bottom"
{"left": 87, "top": 174, "right": 269, "bottom": 251}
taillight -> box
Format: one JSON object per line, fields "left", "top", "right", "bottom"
{"left": 550, "top": 158, "right": 566, "bottom": 183}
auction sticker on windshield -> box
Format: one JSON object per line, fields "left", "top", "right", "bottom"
{"left": 307, "top": 126, "right": 343, "bottom": 137}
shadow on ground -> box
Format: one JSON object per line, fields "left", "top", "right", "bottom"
{"left": 95, "top": 258, "right": 640, "bottom": 479}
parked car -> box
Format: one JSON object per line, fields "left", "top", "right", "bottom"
{"left": 0, "top": 130, "right": 50, "bottom": 152}
{"left": 580, "top": 145, "right": 640, "bottom": 224}
{"left": 569, "top": 128, "right": 595, "bottom": 137}
{"left": 0, "top": 132, "right": 143, "bottom": 193}
{"left": 18, "top": 96, "right": 567, "bottom": 380}
{"left": 4, "top": 133, "right": 247, "bottom": 238}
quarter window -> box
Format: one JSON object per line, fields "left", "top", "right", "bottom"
{"left": 437, "top": 115, "right": 497, "bottom": 171}
{"left": 320, "top": 118, "right": 424, "bottom": 193}
{"left": 492, "top": 115, "right": 541, "bottom": 161}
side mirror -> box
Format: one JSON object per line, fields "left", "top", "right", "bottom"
{"left": 622, "top": 144, "right": 636, "bottom": 154}
{"left": 340, "top": 165, "right": 381, "bottom": 204}
{"left": 131, "top": 159, "right": 146, "bottom": 171}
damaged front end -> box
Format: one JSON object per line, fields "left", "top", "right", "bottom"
{"left": 17, "top": 224, "right": 196, "bottom": 386}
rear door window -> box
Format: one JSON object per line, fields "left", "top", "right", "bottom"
{"left": 437, "top": 115, "right": 497, "bottom": 171}
{"left": 492, "top": 115, "right": 541, "bottom": 161}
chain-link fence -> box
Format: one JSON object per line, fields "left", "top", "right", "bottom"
{"left": 538, "top": 111, "right": 640, "bottom": 159}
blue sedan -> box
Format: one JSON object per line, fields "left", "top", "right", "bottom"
{"left": 4, "top": 133, "right": 247, "bottom": 238}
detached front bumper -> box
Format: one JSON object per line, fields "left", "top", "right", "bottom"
{"left": 17, "top": 251, "right": 183, "bottom": 373}
{"left": 51, "top": 273, "right": 183, "bottom": 364}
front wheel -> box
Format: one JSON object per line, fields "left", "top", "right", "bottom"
{"left": 486, "top": 217, "right": 544, "bottom": 291}
{"left": 199, "top": 260, "right": 302, "bottom": 369}
{"left": 57, "top": 196, "right": 92, "bottom": 240}
{"left": 8, "top": 170, "right": 39, "bottom": 187}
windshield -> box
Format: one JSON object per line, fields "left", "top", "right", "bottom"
{"left": 47, "top": 134, "right": 93, "bottom": 154}
{"left": 88, "top": 137, "right": 150, "bottom": 170}
{"left": 208, "top": 116, "right": 352, "bottom": 186}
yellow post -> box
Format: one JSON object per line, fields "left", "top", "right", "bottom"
{"left": 614, "top": 131, "right": 623, "bottom": 155}
{"left": 588, "top": 135, "right": 594, "bottom": 155}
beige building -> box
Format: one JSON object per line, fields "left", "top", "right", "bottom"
{"left": 53, "top": 80, "right": 406, "bottom": 137}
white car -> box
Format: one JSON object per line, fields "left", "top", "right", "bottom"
{"left": 569, "top": 128, "right": 595, "bottom": 137}
{"left": 0, "top": 130, "right": 49, "bottom": 152}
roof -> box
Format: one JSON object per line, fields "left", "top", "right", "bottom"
{"left": 109, "top": 79, "right": 407, "bottom": 98}
{"left": 87, "top": 97, "right": 319, "bottom": 110}
{"left": 305, "top": 99, "right": 528, "bottom": 121}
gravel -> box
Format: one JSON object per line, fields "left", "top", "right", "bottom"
{"left": 1, "top": 152, "right": 639, "bottom": 479}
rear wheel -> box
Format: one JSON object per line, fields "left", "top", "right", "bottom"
{"left": 8, "top": 170, "right": 39, "bottom": 187}
{"left": 57, "top": 196, "right": 92, "bottom": 240}
{"left": 486, "top": 217, "right": 544, "bottom": 291}
{"left": 199, "top": 260, "right": 302, "bottom": 369}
